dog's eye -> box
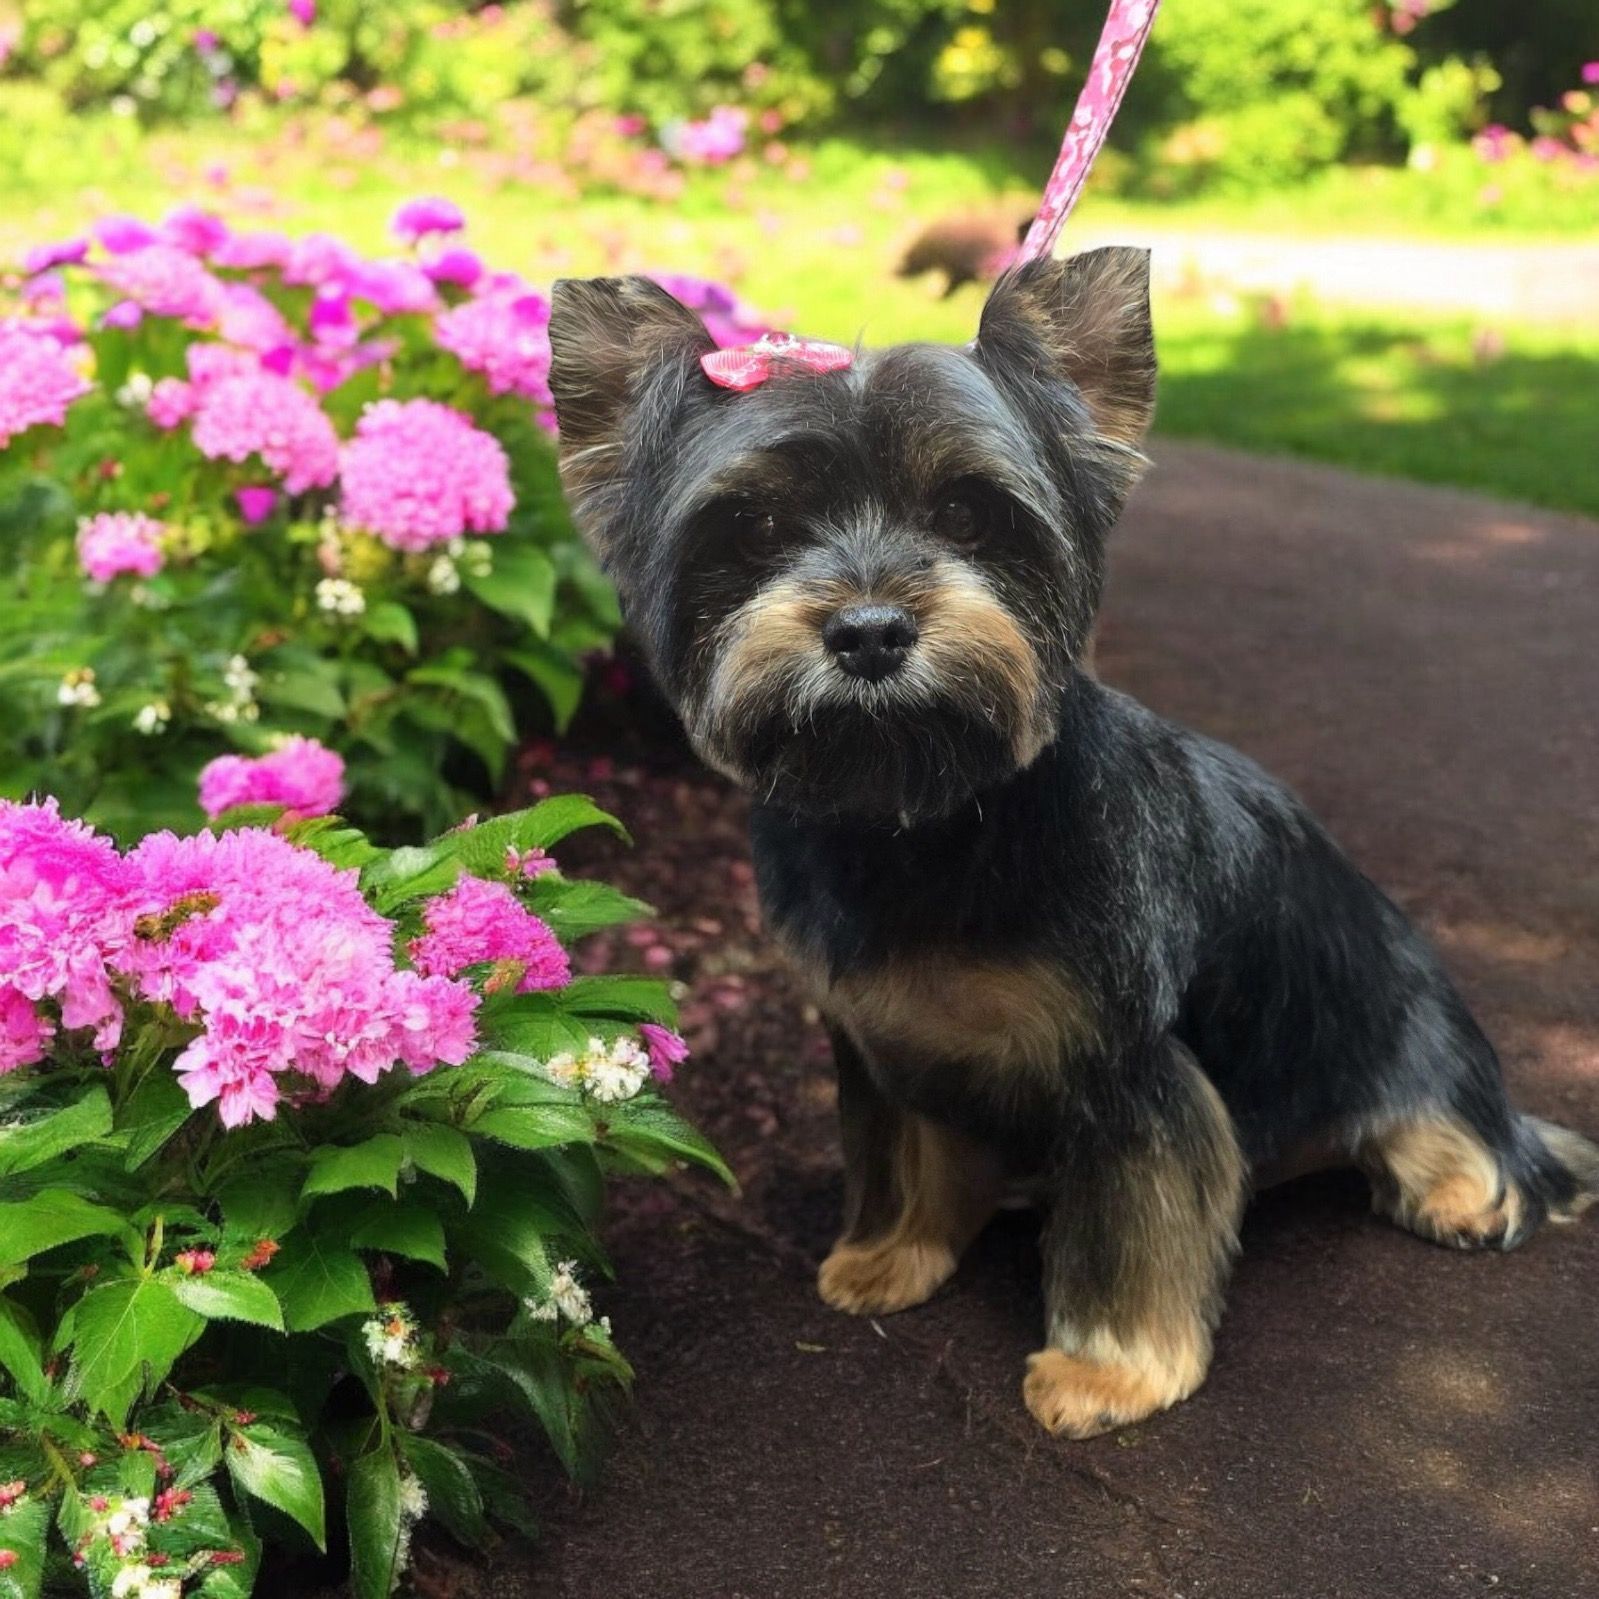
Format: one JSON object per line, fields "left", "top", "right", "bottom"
{"left": 932, "top": 494, "right": 982, "bottom": 547}
{"left": 734, "top": 507, "right": 777, "bottom": 537}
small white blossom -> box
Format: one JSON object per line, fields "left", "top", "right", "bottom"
{"left": 524, "top": 1260, "right": 592, "bottom": 1327}
{"left": 116, "top": 372, "right": 154, "bottom": 407}
{"left": 133, "top": 700, "right": 171, "bottom": 735}
{"left": 426, "top": 555, "right": 461, "bottom": 595}
{"left": 585, "top": 1036, "right": 651, "bottom": 1104}
{"left": 543, "top": 1051, "right": 582, "bottom": 1090}
{"left": 57, "top": 668, "right": 101, "bottom": 708}
{"left": 361, "top": 1305, "right": 419, "bottom": 1369}
{"left": 398, "top": 1476, "right": 429, "bottom": 1521}
{"left": 316, "top": 577, "right": 367, "bottom": 617}
{"left": 457, "top": 539, "right": 494, "bottom": 578}
{"left": 223, "top": 653, "right": 259, "bottom": 699}
{"left": 111, "top": 1564, "right": 152, "bottom": 1598}
{"left": 144, "top": 1582, "right": 182, "bottom": 1599}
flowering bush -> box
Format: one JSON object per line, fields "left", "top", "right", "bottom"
{"left": 0, "top": 203, "right": 768, "bottom": 839}
{"left": 0, "top": 792, "right": 723, "bottom": 1598}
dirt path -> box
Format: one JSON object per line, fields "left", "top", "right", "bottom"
{"left": 501, "top": 444, "right": 1598, "bottom": 1599}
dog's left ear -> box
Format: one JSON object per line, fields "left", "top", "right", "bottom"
{"left": 975, "top": 247, "right": 1155, "bottom": 448}
{"left": 547, "top": 275, "right": 714, "bottom": 461}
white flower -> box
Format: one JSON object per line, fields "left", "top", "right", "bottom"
{"left": 111, "top": 1564, "right": 151, "bottom": 1598}
{"left": 549, "top": 1260, "right": 593, "bottom": 1324}
{"left": 585, "top": 1037, "right": 651, "bottom": 1104}
{"left": 145, "top": 1582, "right": 182, "bottom": 1599}
{"left": 316, "top": 577, "right": 367, "bottom": 617}
{"left": 543, "top": 1051, "right": 582, "bottom": 1089}
{"left": 426, "top": 555, "right": 461, "bottom": 595}
{"left": 116, "top": 372, "right": 154, "bottom": 407}
{"left": 361, "top": 1305, "right": 419, "bottom": 1369}
{"left": 398, "top": 1475, "right": 429, "bottom": 1522}
{"left": 57, "top": 668, "right": 101, "bottom": 708}
{"left": 133, "top": 700, "right": 171, "bottom": 735}
{"left": 223, "top": 653, "right": 259, "bottom": 700}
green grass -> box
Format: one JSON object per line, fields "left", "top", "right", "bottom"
{"left": 3, "top": 98, "right": 1594, "bottom": 517}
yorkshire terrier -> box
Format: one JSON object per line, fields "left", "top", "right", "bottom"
{"left": 546, "top": 251, "right": 1599, "bottom": 1437}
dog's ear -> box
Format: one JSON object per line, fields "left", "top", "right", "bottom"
{"left": 975, "top": 248, "right": 1155, "bottom": 448}
{"left": 547, "top": 275, "right": 714, "bottom": 460}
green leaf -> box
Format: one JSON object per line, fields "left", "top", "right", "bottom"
{"left": 0, "top": 1496, "right": 49, "bottom": 1599}
{"left": 65, "top": 1277, "right": 204, "bottom": 1427}
{"left": 400, "top": 1435, "right": 488, "bottom": 1550}
{"left": 602, "top": 1100, "right": 735, "bottom": 1187}
{"left": 490, "top": 1340, "right": 584, "bottom": 1476}
{"left": 119, "top": 1072, "right": 193, "bottom": 1171}
{"left": 515, "top": 795, "right": 628, "bottom": 850}
{"left": 469, "top": 1103, "right": 596, "bottom": 1154}
{"left": 407, "top": 662, "right": 516, "bottom": 743}
{"left": 529, "top": 877, "right": 652, "bottom": 941}
{"left": 559, "top": 974, "right": 678, "bottom": 1026}
{"left": 348, "top": 1202, "right": 447, "bottom": 1271}
{"left": 0, "top": 1086, "right": 112, "bottom": 1180}
{"left": 261, "top": 1232, "right": 375, "bottom": 1332}
{"left": 464, "top": 545, "right": 557, "bottom": 637}
{"left": 225, "top": 1422, "right": 326, "bottom": 1550}
{"left": 464, "top": 1455, "right": 541, "bottom": 1541}
{"left": 504, "top": 642, "right": 585, "bottom": 732}
{"left": 217, "top": 1170, "right": 298, "bottom": 1247}
{"left": 0, "top": 1297, "right": 46, "bottom": 1405}
{"left": 346, "top": 1446, "right": 406, "bottom": 1599}
{"left": 170, "top": 1269, "right": 286, "bottom": 1331}
{"left": 0, "top": 1191, "right": 131, "bottom": 1268}
{"left": 402, "top": 1123, "right": 476, "bottom": 1206}
{"left": 301, "top": 1135, "right": 405, "bottom": 1202}
{"left": 360, "top": 600, "right": 419, "bottom": 655}
{"left": 257, "top": 657, "right": 346, "bottom": 719}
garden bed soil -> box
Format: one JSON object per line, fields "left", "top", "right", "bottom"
{"left": 458, "top": 444, "right": 1598, "bottom": 1599}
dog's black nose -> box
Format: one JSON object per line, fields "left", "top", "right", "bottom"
{"left": 821, "top": 603, "right": 919, "bottom": 682}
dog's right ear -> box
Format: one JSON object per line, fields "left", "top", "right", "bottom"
{"left": 547, "top": 276, "right": 714, "bottom": 466}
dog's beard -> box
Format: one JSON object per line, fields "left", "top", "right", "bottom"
{"left": 686, "top": 562, "right": 1055, "bottom": 821}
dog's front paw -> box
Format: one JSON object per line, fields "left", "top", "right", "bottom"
{"left": 817, "top": 1239, "right": 955, "bottom": 1315}
{"left": 1022, "top": 1348, "right": 1193, "bottom": 1439}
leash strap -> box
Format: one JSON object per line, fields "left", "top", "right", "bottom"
{"left": 1018, "top": 0, "right": 1162, "bottom": 263}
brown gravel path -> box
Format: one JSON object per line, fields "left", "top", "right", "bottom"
{"left": 501, "top": 444, "right": 1599, "bottom": 1599}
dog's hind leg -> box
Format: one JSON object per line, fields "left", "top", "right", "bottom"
{"left": 817, "top": 1026, "right": 1003, "bottom": 1316}
{"left": 1025, "top": 1036, "right": 1247, "bottom": 1439}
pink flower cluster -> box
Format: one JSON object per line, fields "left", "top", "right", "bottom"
{"left": 198, "top": 736, "right": 346, "bottom": 819}
{"left": 0, "top": 798, "right": 482, "bottom": 1126}
{"left": 666, "top": 105, "right": 749, "bottom": 165}
{"left": 434, "top": 289, "right": 554, "bottom": 408}
{"left": 189, "top": 368, "right": 341, "bottom": 493}
{"left": 339, "top": 399, "right": 514, "bottom": 551}
{"left": 76, "top": 511, "right": 166, "bottom": 582}
{"left": 411, "top": 875, "right": 570, "bottom": 993}
{"left": 98, "top": 243, "right": 225, "bottom": 326}
{"left": 0, "top": 324, "right": 91, "bottom": 447}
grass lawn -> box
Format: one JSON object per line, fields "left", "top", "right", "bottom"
{"left": 4, "top": 104, "right": 1595, "bottom": 517}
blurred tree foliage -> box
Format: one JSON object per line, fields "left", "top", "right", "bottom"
{"left": 4, "top": 0, "right": 1593, "bottom": 190}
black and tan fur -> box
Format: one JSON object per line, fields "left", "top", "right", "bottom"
{"left": 546, "top": 252, "right": 1599, "bottom": 1437}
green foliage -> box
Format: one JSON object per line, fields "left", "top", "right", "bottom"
{"left": 0, "top": 802, "right": 727, "bottom": 1597}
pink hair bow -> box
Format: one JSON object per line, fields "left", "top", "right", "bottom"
{"left": 700, "top": 331, "right": 853, "bottom": 392}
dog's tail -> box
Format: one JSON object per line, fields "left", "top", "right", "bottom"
{"left": 1506, "top": 1115, "right": 1599, "bottom": 1238}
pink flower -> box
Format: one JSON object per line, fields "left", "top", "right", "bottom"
{"left": 161, "top": 204, "right": 231, "bottom": 257}
{"left": 435, "top": 289, "right": 553, "bottom": 402}
{"left": 0, "top": 324, "right": 91, "bottom": 446}
{"left": 339, "top": 399, "right": 514, "bottom": 551}
{"left": 99, "top": 245, "right": 224, "bottom": 324}
{"left": 638, "top": 1023, "right": 688, "bottom": 1083}
{"left": 391, "top": 196, "right": 465, "bottom": 245}
{"left": 282, "top": 232, "right": 358, "bottom": 289}
{"left": 212, "top": 230, "right": 293, "bottom": 271}
{"left": 344, "top": 257, "right": 438, "bottom": 316}
{"left": 1583, "top": 63, "right": 1599, "bottom": 87}
{"left": 1, "top": 985, "right": 52, "bottom": 1075}
{"left": 197, "top": 736, "right": 346, "bottom": 819}
{"left": 0, "top": 798, "right": 136, "bottom": 1057}
{"left": 411, "top": 876, "right": 570, "bottom": 993}
{"left": 96, "top": 215, "right": 161, "bottom": 254}
{"left": 289, "top": 0, "right": 316, "bottom": 26}
{"left": 101, "top": 301, "right": 144, "bottom": 331}
{"left": 191, "top": 371, "right": 340, "bottom": 493}
{"left": 77, "top": 512, "right": 166, "bottom": 582}
{"left": 147, "top": 378, "right": 197, "bottom": 429}
{"left": 22, "top": 237, "right": 89, "bottom": 275}
{"left": 505, "top": 846, "right": 556, "bottom": 879}
{"left": 423, "top": 247, "right": 485, "bottom": 289}
{"left": 308, "top": 288, "right": 358, "bottom": 349}
{"left": 235, "top": 486, "right": 279, "bottom": 524}
{"left": 216, "top": 283, "right": 294, "bottom": 353}
{"left": 665, "top": 106, "right": 748, "bottom": 165}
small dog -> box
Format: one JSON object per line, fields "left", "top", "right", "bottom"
{"left": 546, "top": 252, "right": 1599, "bottom": 1437}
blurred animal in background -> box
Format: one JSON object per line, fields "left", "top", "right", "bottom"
{"left": 895, "top": 213, "right": 1032, "bottom": 298}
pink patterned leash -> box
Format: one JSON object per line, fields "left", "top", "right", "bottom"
{"left": 700, "top": 0, "right": 1161, "bottom": 390}
{"left": 1019, "top": 0, "right": 1162, "bottom": 263}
